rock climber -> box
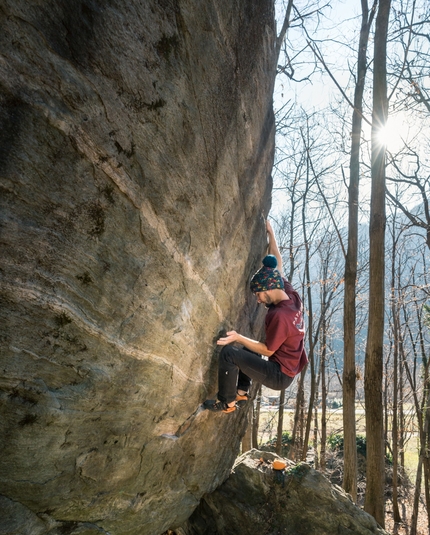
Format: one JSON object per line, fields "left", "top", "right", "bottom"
{"left": 204, "top": 220, "right": 308, "bottom": 413}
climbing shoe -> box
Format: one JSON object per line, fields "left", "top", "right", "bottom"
{"left": 203, "top": 399, "right": 236, "bottom": 413}
{"left": 235, "top": 393, "right": 249, "bottom": 408}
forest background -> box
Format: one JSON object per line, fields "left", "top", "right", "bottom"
{"left": 248, "top": 1, "right": 430, "bottom": 533}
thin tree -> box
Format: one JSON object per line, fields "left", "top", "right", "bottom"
{"left": 318, "top": 234, "right": 342, "bottom": 470}
{"left": 252, "top": 385, "right": 262, "bottom": 449}
{"left": 364, "top": 0, "right": 392, "bottom": 526}
{"left": 343, "top": 0, "right": 377, "bottom": 502}
{"left": 388, "top": 208, "right": 402, "bottom": 523}
{"left": 403, "top": 288, "right": 430, "bottom": 534}
{"left": 298, "top": 119, "right": 341, "bottom": 461}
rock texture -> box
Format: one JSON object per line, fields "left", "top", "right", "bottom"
{"left": 179, "top": 450, "right": 390, "bottom": 535}
{"left": 0, "top": 1, "right": 276, "bottom": 534}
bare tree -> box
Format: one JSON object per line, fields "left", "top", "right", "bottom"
{"left": 402, "top": 283, "right": 430, "bottom": 534}
{"left": 386, "top": 151, "right": 430, "bottom": 250}
{"left": 364, "top": 0, "right": 392, "bottom": 527}
{"left": 343, "top": 0, "right": 377, "bottom": 503}
{"left": 387, "top": 207, "right": 403, "bottom": 523}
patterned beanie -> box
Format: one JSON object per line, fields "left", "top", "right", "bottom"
{"left": 250, "top": 255, "right": 284, "bottom": 292}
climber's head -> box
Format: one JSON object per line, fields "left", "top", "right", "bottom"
{"left": 250, "top": 255, "right": 284, "bottom": 293}
{"left": 250, "top": 255, "right": 286, "bottom": 306}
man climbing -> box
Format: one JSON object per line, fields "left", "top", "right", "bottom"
{"left": 204, "top": 220, "right": 308, "bottom": 413}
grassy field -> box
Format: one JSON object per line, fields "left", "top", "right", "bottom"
{"left": 256, "top": 404, "right": 428, "bottom": 534}
{"left": 257, "top": 406, "right": 420, "bottom": 479}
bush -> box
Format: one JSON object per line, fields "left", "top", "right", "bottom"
{"left": 327, "top": 433, "right": 367, "bottom": 457}
{"left": 327, "top": 433, "right": 344, "bottom": 451}
{"left": 260, "top": 431, "right": 292, "bottom": 455}
{"left": 356, "top": 435, "right": 367, "bottom": 457}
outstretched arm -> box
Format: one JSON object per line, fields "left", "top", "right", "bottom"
{"left": 217, "top": 331, "right": 275, "bottom": 357}
{"left": 266, "top": 220, "right": 283, "bottom": 275}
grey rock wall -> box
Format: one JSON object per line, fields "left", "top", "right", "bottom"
{"left": 0, "top": 1, "right": 276, "bottom": 534}
{"left": 180, "top": 450, "right": 390, "bottom": 535}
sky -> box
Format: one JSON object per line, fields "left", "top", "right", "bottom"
{"left": 271, "top": 0, "right": 430, "bottom": 219}
{"left": 274, "top": 0, "right": 363, "bottom": 110}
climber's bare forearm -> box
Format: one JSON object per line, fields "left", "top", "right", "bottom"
{"left": 217, "top": 331, "right": 274, "bottom": 357}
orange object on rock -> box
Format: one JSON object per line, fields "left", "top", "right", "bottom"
{"left": 272, "top": 460, "right": 287, "bottom": 471}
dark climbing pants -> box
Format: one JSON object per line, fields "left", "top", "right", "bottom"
{"left": 217, "top": 345, "right": 294, "bottom": 404}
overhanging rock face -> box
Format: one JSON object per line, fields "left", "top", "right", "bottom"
{"left": 0, "top": 1, "right": 277, "bottom": 534}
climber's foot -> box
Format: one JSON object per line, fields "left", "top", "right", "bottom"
{"left": 203, "top": 399, "right": 236, "bottom": 413}
{"left": 235, "top": 392, "right": 250, "bottom": 408}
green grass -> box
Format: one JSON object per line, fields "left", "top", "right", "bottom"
{"left": 257, "top": 406, "right": 421, "bottom": 480}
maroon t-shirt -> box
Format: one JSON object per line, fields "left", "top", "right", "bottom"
{"left": 265, "top": 280, "right": 308, "bottom": 377}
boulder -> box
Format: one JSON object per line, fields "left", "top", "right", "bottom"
{"left": 179, "top": 449, "right": 390, "bottom": 535}
{"left": 0, "top": 1, "right": 276, "bottom": 534}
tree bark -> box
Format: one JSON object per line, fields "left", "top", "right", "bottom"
{"left": 399, "top": 348, "right": 405, "bottom": 469}
{"left": 313, "top": 401, "right": 320, "bottom": 470}
{"left": 410, "top": 456, "right": 423, "bottom": 535}
{"left": 275, "top": 0, "right": 294, "bottom": 62}
{"left": 343, "top": 0, "right": 376, "bottom": 503}
{"left": 242, "top": 411, "right": 252, "bottom": 453}
{"left": 252, "top": 385, "right": 262, "bottom": 449}
{"left": 422, "top": 386, "right": 430, "bottom": 531}
{"left": 276, "top": 389, "right": 286, "bottom": 455}
{"left": 402, "top": 296, "right": 430, "bottom": 534}
{"left": 301, "top": 124, "right": 316, "bottom": 461}
{"left": 290, "top": 368, "right": 306, "bottom": 460}
{"left": 364, "top": 0, "right": 391, "bottom": 527}
{"left": 390, "top": 218, "right": 402, "bottom": 523}
{"left": 320, "top": 325, "right": 327, "bottom": 470}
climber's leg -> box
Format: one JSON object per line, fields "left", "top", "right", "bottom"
{"left": 217, "top": 344, "right": 294, "bottom": 403}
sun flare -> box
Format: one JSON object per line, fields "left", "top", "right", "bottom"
{"left": 374, "top": 114, "right": 410, "bottom": 151}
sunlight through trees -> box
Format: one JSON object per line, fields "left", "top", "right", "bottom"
{"left": 253, "top": 1, "right": 430, "bottom": 532}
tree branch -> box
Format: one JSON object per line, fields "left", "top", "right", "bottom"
{"left": 276, "top": 0, "right": 294, "bottom": 62}
{"left": 307, "top": 40, "right": 372, "bottom": 127}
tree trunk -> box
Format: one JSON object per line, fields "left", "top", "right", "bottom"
{"left": 391, "top": 332, "right": 401, "bottom": 522}
{"left": 414, "top": 286, "right": 430, "bottom": 528}
{"left": 290, "top": 370, "right": 306, "bottom": 460}
{"left": 314, "top": 402, "right": 319, "bottom": 470}
{"left": 364, "top": 0, "right": 391, "bottom": 527}
{"left": 402, "top": 299, "right": 429, "bottom": 534}
{"left": 301, "top": 124, "right": 316, "bottom": 461}
{"left": 276, "top": 389, "right": 286, "bottom": 455}
{"left": 399, "top": 348, "right": 405, "bottom": 469}
{"left": 410, "top": 456, "right": 423, "bottom": 535}
{"left": 252, "top": 385, "right": 262, "bottom": 449}
{"left": 422, "top": 371, "right": 430, "bottom": 530}
{"left": 343, "top": 0, "right": 375, "bottom": 502}
{"left": 383, "top": 350, "right": 389, "bottom": 459}
{"left": 390, "top": 219, "right": 401, "bottom": 523}
{"left": 299, "top": 391, "right": 306, "bottom": 455}
{"left": 320, "top": 333, "right": 327, "bottom": 471}
{"left": 241, "top": 414, "right": 252, "bottom": 453}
